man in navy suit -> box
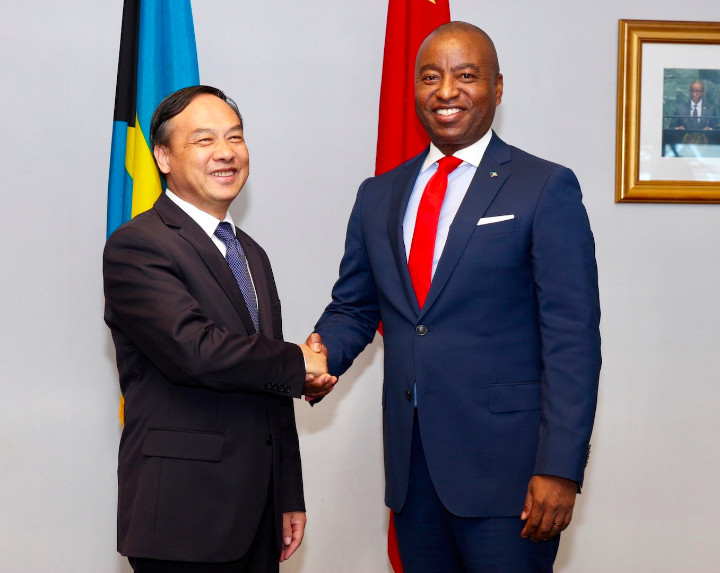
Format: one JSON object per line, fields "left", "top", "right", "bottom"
{"left": 308, "top": 22, "right": 601, "bottom": 572}
{"left": 672, "top": 80, "right": 718, "bottom": 130}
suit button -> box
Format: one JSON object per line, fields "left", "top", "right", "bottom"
{"left": 404, "top": 389, "right": 412, "bottom": 401}
{"left": 416, "top": 325, "right": 427, "bottom": 336}
{"left": 266, "top": 435, "right": 273, "bottom": 446}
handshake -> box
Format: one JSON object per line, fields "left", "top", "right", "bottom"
{"left": 298, "top": 333, "right": 336, "bottom": 401}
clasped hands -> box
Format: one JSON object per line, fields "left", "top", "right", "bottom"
{"left": 299, "top": 333, "right": 336, "bottom": 400}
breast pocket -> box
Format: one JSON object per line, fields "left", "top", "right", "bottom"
{"left": 473, "top": 217, "right": 518, "bottom": 238}
{"left": 465, "top": 216, "right": 526, "bottom": 273}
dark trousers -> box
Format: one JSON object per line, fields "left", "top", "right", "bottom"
{"left": 393, "top": 413, "right": 559, "bottom": 573}
{"left": 129, "top": 482, "right": 278, "bottom": 573}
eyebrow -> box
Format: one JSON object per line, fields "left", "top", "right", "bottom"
{"left": 418, "top": 63, "right": 482, "bottom": 75}
{"left": 188, "top": 125, "right": 243, "bottom": 138}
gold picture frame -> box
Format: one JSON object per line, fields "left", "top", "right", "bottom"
{"left": 616, "top": 19, "right": 720, "bottom": 203}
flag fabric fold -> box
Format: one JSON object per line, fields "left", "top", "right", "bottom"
{"left": 375, "top": 0, "right": 451, "bottom": 177}
{"left": 107, "top": 0, "right": 199, "bottom": 238}
{"left": 108, "top": 0, "right": 199, "bottom": 424}
{"left": 375, "top": 1, "right": 451, "bottom": 571}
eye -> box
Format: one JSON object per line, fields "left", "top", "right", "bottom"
{"left": 422, "top": 74, "right": 440, "bottom": 83}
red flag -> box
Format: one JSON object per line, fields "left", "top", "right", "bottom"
{"left": 375, "top": 2, "right": 451, "bottom": 571}
{"left": 375, "top": 0, "right": 451, "bottom": 177}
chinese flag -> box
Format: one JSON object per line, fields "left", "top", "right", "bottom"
{"left": 375, "top": 2, "right": 451, "bottom": 571}
{"left": 375, "top": 0, "right": 451, "bottom": 177}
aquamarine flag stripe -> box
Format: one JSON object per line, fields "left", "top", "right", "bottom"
{"left": 108, "top": 120, "right": 132, "bottom": 237}
{"left": 136, "top": 0, "right": 199, "bottom": 142}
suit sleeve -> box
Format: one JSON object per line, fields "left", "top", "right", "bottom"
{"left": 315, "top": 179, "right": 381, "bottom": 376}
{"left": 531, "top": 166, "right": 601, "bottom": 485}
{"left": 279, "top": 397, "right": 305, "bottom": 512}
{"left": 103, "top": 222, "right": 305, "bottom": 396}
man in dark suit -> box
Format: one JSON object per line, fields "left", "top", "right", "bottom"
{"left": 672, "top": 80, "right": 718, "bottom": 130}
{"left": 104, "top": 85, "right": 335, "bottom": 572}
{"left": 308, "top": 22, "right": 601, "bottom": 572}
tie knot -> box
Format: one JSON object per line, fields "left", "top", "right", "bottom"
{"left": 214, "top": 222, "right": 235, "bottom": 245}
{"left": 437, "top": 155, "right": 463, "bottom": 175}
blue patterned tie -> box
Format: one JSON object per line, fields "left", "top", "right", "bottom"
{"left": 214, "top": 222, "right": 259, "bottom": 332}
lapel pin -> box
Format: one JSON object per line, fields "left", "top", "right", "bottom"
{"left": 490, "top": 171, "right": 498, "bottom": 177}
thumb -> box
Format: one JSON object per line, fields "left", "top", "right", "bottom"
{"left": 282, "top": 517, "right": 292, "bottom": 546}
{"left": 307, "top": 332, "right": 323, "bottom": 353}
{"left": 520, "top": 489, "right": 533, "bottom": 521}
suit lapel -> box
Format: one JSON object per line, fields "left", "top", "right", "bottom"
{"left": 421, "top": 134, "right": 512, "bottom": 314}
{"left": 387, "top": 152, "right": 427, "bottom": 316}
{"left": 154, "top": 194, "right": 258, "bottom": 335}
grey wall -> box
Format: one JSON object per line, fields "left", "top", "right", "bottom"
{"left": 1, "top": 1, "right": 719, "bottom": 571}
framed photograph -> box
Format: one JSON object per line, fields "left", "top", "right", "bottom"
{"left": 616, "top": 20, "right": 720, "bottom": 203}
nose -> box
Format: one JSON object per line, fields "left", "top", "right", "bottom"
{"left": 213, "top": 138, "right": 234, "bottom": 161}
{"left": 436, "top": 76, "right": 459, "bottom": 101}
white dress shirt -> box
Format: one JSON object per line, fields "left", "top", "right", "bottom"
{"left": 403, "top": 129, "right": 493, "bottom": 277}
{"left": 165, "top": 189, "right": 256, "bottom": 289}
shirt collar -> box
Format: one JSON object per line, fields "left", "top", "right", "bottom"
{"left": 421, "top": 129, "right": 493, "bottom": 172}
{"left": 165, "top": 189, "right": 235, "bottom": 238}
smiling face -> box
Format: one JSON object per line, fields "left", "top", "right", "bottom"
{"left": 154, "top": 93, "right": 249, "bottom": 219}
{"left": 414, "top": 27, "right": 503, "bottom": 156}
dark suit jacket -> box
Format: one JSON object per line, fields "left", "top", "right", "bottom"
{"left": 671, "top": 101, "right": 718, "bottom": 130}
{"left": 103, "top": 193, "right": 306, "bottom": 562}
{"left": 316, "top": 133, "right": 601, "bottom": 517}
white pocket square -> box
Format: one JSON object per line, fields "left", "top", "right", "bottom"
{"left": 477, "top": 214, "right": 514, "bottom": 226}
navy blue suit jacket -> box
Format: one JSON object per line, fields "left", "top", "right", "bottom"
{"left": 316, "top": 133, "right": 601, "bottom": 517}
{"left": 671, "top": 101, "right": 718, "bottom": 130}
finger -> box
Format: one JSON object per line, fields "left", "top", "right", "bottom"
{"left": 283, "top": 534, "right": 302, "bottom": 561}
{"left": 524, "top": 501, "right": 551, "bottom": 541}
{"left": 305, "top": 377, "right": 332, "bottom": 394}
{"left": 521, "top": 518, "right": 538, "bottom": 540}
{"left": 550, "top": 508, "right": 573, "bottom": 535}
{"left": 533, "top": 512, "right": 557, "bottom": 542}
{"left": 315, "top": 374, "right": 337, "bottom": 391}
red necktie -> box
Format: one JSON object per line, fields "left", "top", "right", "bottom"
{"left": 408, "top": 155, "right": 463, "bottom": 308}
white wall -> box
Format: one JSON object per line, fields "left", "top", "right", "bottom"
{"left": 1, "top": 1, "right": 719, "bottom": 571}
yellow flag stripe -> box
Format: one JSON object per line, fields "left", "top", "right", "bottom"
{"left": 119, "top": 115, "right": 161, "bottom": 426}
{"left": 128, "top": 113, "right": 162, "bottom": 218}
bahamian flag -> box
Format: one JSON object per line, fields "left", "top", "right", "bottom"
{"left": 107, "top": 0, "right": 199, "bottom": 238}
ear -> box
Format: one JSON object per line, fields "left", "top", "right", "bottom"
{"left": 154, "top": 145, "right": 171, "bottom": 175}
{"left": 495, "top": 73, "right": 504, "bottom": 106}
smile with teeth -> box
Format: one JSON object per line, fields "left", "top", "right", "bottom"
{"left": 435, "top": 108, "right": 462, "bottom": 116}
{"left": 211, "top": 170, "right": 235, "bottom": 177}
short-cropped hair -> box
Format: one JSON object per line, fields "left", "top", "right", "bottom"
{"left": 150, "top": 85, "right": 243, "bottom": 149}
